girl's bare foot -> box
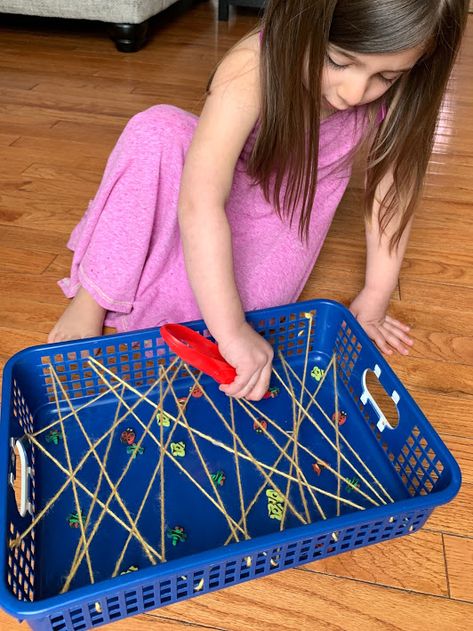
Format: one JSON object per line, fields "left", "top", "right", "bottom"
{"left": 48, "top": 286, "right": 106, "bottom": 343}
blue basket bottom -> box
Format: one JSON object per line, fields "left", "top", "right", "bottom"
{"left": 7, "top": 362, "right": 414, "bottom": 601}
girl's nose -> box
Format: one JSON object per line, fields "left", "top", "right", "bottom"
{"left": 338, "top": 79, "right": 367, "bottom": 108}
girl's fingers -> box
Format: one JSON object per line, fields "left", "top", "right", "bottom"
{"left": 385, "top": 334, "right": 409, "bottom": 355}
{"left": 245, "top": 361, "right": 272, "bottom": 401}
{"left": 382, "top": 320, "right": 414, "bottom": 346}
{"left": 384, "top": 314, "right": 411, "bottom": 333}
{"left": 235, "top": 371, "right": 262, "bottom": 399}
{"left": 219, "top": 361, "right": 272, "bottom": 401}
{"left": 220, "top": 373, "right": 254, "bottom": 397}
{"left": 367, "top": 325, "right": 393, "bottom": 356}
{"left": 359, "top": 317, "right": 414, "bottom": 357}
{"left": 377, "top": 324, "right": 409, "bottom": 355}
{"left": 220, "top": 366, "right": 263, "bottom": 399}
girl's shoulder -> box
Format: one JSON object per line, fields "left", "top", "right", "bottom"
{"left": 230, "top": 30, "right": 261, "bottom": 56}
{"left": 211, "top": 31, "right": 261, "bottom": 88}
{"left": 179, "top": 32, "right": 262, "bottom": 210}
{"left": 206, "top": 31, "right": 262, "bottom": 121}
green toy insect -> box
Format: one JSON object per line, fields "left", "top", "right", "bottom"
{"left": 211, "top": 470, "right": 226, "bottom": 486}
{"left": 45, "top": 429, "right": 62, "bottom": 445}
{"left": 127, "top": 443, "right": 144, "bottom": 458}
{"left": 67, "top": 511, "right": 82, "bottom": 528}
{"left": 167, "top": 525, "right": 187, "bottom": 546}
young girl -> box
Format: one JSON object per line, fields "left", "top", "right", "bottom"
{"left": 49, "top": 0, "right": 468, "bottom": 401}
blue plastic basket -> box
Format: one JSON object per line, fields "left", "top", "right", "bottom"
{"left": 0, "top": 299, "right": 461, "bottom": 631}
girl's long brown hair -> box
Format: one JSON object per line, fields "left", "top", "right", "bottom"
{"left": 248, "top": 0, "right": 469, "bottom": 249}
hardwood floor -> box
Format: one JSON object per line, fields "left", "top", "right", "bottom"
{"left": 0, "top": 2, "right": 472, "bottom": 629}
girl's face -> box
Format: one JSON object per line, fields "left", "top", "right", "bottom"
{"left": 321, "top": 44, "right": 424, "bottom": 113}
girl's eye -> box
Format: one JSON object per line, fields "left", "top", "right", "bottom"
{"left": 378, "top": 74, "right": 399, "bottom": 87}
{"left": 325, "top": 54, "right": 348, "bottom": 70}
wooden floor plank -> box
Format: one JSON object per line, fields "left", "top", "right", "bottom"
{"left": 388, "top": 301, "right": 473, "bottom": 338}
{"left": 411, "top": 391, "right": 473, "bottom": 440}
{"left": 406, "top": 329, "right": 473, "bottom": 364}
{"left": 443, "top": 534, "right": 473, "bottom": 602}
{"left": 381, "top": 355, "right": 472, "bottom": 396}
{"left": 441, "top": 437, "right": 473, "bottom": 484}
{"left": 147, "top": 571, "right": 472, "bottom": 631}
{"left": 427, "top": 482, "right": 473, "bottom": 538}
{"left": 0, "top": 246, "right": 56, "bottom": 275}
{"left": 401, "top": 254, "right": 473, "bottom": 287}
{"left": 0, "top": 224, "right": 69, "bottom": 253}
{"left": 304, "top": 530, "right": 448, "bottom": 597}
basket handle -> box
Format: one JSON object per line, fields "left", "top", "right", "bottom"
{"left": 360, "top": 365, "right": 400, "bottom": 432}
{"left": 9, "top": 438, "right": 33, "bottom": 517}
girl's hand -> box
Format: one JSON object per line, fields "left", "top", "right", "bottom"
{"left": 217, "top": 322, "right": 274, "bottom": 401}
{"left": 349, "top": 288, "right": 414, "bottom": 356}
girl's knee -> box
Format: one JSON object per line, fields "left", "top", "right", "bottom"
{"left": 124, "top": 105, "right": 196, "bottom": 149}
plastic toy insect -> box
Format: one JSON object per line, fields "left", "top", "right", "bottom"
{"left": 332, "top": 410, "right": 348, "bottom": 426}
{"left": 312, "top": 462, "right": 324, "bottom": 476}
{"left": 45, "top": 429, "right": 62, "bottom": 445}
{"left": 156, "top": 410, "right": 171, "bottom": 427}
{"left": 126, "top": 444, "right": 144, "bottom": 458}
{"left": 266, "top": 489, "right": 285, "bottom": 521}
{"left": 190, "top": 385, "right": 204, "bottom": 398}
{"left": 120, "top": 427, "right": 136, "bottom": 445}
{"left": 170, "top": 441, "right": 186, "bottom": 457}
{"left": 210, "top": 470, "right": 226, "bottom": 486}
{"left": 253, "top": 418, "right": 268, "bottom": 433}
{"left": 167, "top": 526, "right": 187, "bottom": 546}
{"left": 67, "top": 511, "right": 82, "bottom": 528}
{"left": 263, "top": 387, "right": 280, "bottom": 399}
{"left": 345, "top": 476, "right": 360, "bottom": 493}
{"left": 311, "top": 365, "right": 325, "bottom": 382}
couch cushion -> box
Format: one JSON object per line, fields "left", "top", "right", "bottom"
{"left": 0, "top": 0, "right": 179, "bottom": 24}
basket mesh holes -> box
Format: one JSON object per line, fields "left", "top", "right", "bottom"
{"left": 223, "top": 574, "right": 235, "bottom": 586}
{"left": 191, "top": 570, "right": 205, "bottom": 593}
{"left": 105, "top": 595, "right": 120, "bottom": 618}
{"left": 70, "top": 609, "right": 84, "bottom": 622}
{"left": 108, "top": 610, "right": 122, "bottom": 620}
{"left": 142, "top": 585, "right": 157, "bottom": 609}
{"left": 254, "top": 553, "right": 269, "bottom": 575}
{"left": 393, "top": 426, "right": 445, "bottom": 496}
{"left": 336, "top": 325, "right": 361, "bottom": 384}
{"left": 50, "top": 615, "right": 67, "bottom": 631}
{"left": 209, "top": 572, "right": 221, "bottom": 588}
{"left": 220, "top": 561, "right": 236, "bottom": 585}
{"left": 159, "top": 579, "right": 172, "bottom": 603}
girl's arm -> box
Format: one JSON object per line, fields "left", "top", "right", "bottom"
{"left": 178, "top": 34, "right": 273, "bottom": 400}
{"left": 349, "top": 171, "right": 414, "bottom": 356}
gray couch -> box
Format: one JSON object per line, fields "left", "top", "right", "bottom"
{"left": 218, "top": 0, "right": 264, "bottom": 21}
{"left": 0, "top": 0, "right": 188, "bottom": 51}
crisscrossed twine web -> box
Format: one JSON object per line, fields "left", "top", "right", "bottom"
{"left": 8, "top": 315, "right": 393, "bottom": 594}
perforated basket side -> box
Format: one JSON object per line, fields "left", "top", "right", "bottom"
{"left": 23, "top": 507, "right": 431, "bottom": 631}
{"left": 332, "top": 310, "right": 459, "bottom": 504}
